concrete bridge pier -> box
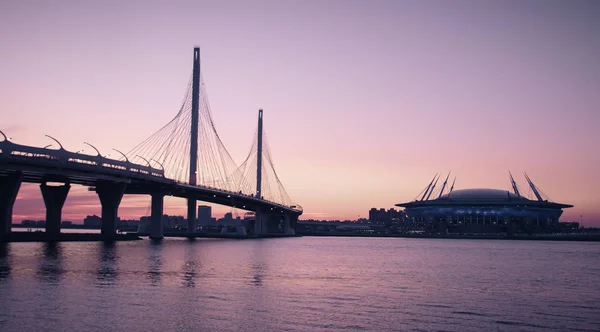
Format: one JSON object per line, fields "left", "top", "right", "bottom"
{"left": 254, "top": 209, "right": 268, "bottom": 236}
{"left": 187, "top": 198, "right": 196, "bottom": 235}
{"left": 0, "top": 173, "right": 23, "bottom": 242}
{"left": 150, "top": 193, "right": 164, "bottom": 240}
{"left": 96, "top": 182, "right": 126, "bottom": 241}
{"left": 283, "top": 214, "right": 296, "bottom": 235}
{"left": 40, "top": 182, "right": 70, "bottom": 240}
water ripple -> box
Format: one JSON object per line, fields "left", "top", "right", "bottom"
{"left": 0, "top": 238, "right": 598, "bottom": 332}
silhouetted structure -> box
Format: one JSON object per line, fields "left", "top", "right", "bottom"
{"left": 396, "top": 172, "right": 573, "bottom": 234}
{"left": 197, "top": 205, "right": 212, "bottom": 225}
{"left": 0, "top": 47, "right": 301, "bottom": 242}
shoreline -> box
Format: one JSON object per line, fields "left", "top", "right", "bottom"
{"left": 3, "top": 231, "right": 599, "bottom": 243}
{"left": 1, "top": 232, "right": 142, "bottom": 243}
{"left": 297, "top": 232, "right": 600, "bottom": 242}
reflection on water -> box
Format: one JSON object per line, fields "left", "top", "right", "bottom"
{"left": 248, "top": 241, "right": 267, "bottom": 287}
{"left": 250, "top": 264, "right": 265, "bottom": 287}
{"left": 96, "top": 242, "right": 118, "bottom": 284}
{"left": 146, "top": 240, "right": 162, "bottom": 286}
{"left": 36, "top": 243, "right": 63, "bottom": 283}
{"left": 0, "top": 243, "right": 9, "bottom": 281}
{"left": 0, "top": 238, "right": 598, "bottom": 332}
{"left": 181, "top": 242, "right": 198, "bottom": 288}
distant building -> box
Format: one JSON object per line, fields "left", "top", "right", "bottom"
{"left": 197, "top": 205, "right": 212, "bottom": 225}
{"left": 21, "top": 220, "right": 38, "bottom": 226}
{"left": 368, "top": 207, "right": 405, "bottom": 224}
{"left": 368, "top": 208, "right": 377, "bottom": 222}
{"left": 139, "top": 214, "right": 186, "bottom": 230}
{"left": 84, "top": 215, "right": 102, "bottom": 227}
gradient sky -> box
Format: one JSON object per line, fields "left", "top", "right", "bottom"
{"left": 1, "top": 0, "right": 599, "bottom": 225}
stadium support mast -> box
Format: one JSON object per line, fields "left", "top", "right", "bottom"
{"left": 425, "top": 174, "right": 440, "bottom": 201}
{"left": 449, "top": 177, "right": 456, "bottom": 194}
{"left": 437, "top": 172, "right": 451, "bottom": 199}
{"left": 524, "top": 173, "right": 544, "bottom": 201}
{"left": 509, "top": 170, "right": 521, "bottom": 197}
{"left": 420, "top": 174, "right": 438, "bottom": 201}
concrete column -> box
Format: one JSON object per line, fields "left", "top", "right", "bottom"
{"left": 96, "top": 182, "right": 126, "bottom": 241}
{"left": 254, "top": 210, "right": 261, "bottom": 235}
{"left": 289, "top": 214, "right": 298, "bottom": 231}
{"left": 40, "top": 183, "right": 70, "bottom": 240}
{"left": 187, "top": 198, "right": 196, "bottom": 234}
{"left": 254, "top": 209, "right": 267, "bottom": 236}
{"left": 150, "top": 193, "right": 164, "bottom": 240}
{"left": 283, "top": 214, "right": 295, "bottom": 235}
{"left": 0, "top": 173, "right": 22, "bottom": 241}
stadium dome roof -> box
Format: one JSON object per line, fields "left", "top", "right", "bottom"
{"left": 440, "top": 188, "right": 524, "bottom": 201}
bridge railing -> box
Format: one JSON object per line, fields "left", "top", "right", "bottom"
{"left": 0, "top": 140, "right": 165, "bottom": 179}
{"left": 176, "top": 181, "right": 303, "bottom": 213}
{"left": 1, "top": 139, "right": 302, "bottom": 214}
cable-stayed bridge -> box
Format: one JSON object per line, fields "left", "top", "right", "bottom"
{"left": 0, "top": 47, "right": 302, "bottom": 241}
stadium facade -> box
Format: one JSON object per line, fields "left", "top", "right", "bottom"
{"left": 396, "top": 172, "right": 573, "bottom": 234}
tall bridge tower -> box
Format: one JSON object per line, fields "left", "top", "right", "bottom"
{"left": 256, "top": 109, "right": 263, "bottom": 198}
{"left": 187, "top": 47, "right": 201, "bottom": 234}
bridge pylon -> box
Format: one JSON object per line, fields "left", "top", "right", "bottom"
{"left": 256, "top": 109, "right": 263, "bottom": 199}
{"left": 187, "top": 46, "right": 201, "bottom": 235}
{"left": 0, "top": 173, "right": 22, "bottom": 242}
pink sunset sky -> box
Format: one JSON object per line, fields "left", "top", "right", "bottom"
{"left": 1, "top": 1, "right": 599, "bottom": 225}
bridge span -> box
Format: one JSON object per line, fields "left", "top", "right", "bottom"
{"left": 0, "top": 47, "right": 302, "bottom": 242}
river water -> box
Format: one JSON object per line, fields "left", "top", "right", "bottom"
{"left": 0, "top": 237, "right": 598, "bottom": 331}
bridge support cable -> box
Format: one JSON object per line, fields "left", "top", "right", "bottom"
{"left": 0, "top": 173, "right": 23, "bottom": 241}
{"left": 264, "top": 139, "right": 294, "bottom": 206}
{"left": 96, "top": 182, "right": 126, "bottom": 241}
{"left": 40, "top": 182, "right": 71, "bottom": 240}
{"left": 125, "top": 52, "right": 243, "bottom": 193}
{"left": 234, "top": 110, "right": 297, "bottom": 208}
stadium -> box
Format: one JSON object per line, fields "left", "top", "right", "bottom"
{"left": 396, "top": 172, "right": 573, "bottom": 234}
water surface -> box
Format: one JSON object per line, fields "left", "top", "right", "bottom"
{"left": 1, "top": 237, "right": 598, "bottom": 331}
